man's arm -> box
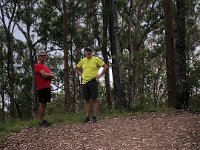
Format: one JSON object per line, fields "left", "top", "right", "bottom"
{"left": 39, "top": 70, "right": 54, "bottom": 79}
{"left": 74, "top": 66, "right": 82, "bottom": 76}
{"left": 96, "top": 64, "right": 109, "bottom": 79}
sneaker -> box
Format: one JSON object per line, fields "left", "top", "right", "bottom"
{"left": 82, "top": 117, "right": 90, "bottom": 123}
{"left": 92, "top": 117, "right": 98, "bottom": 123}
{"left": 39, "top": 120, "right": 52, "bottom": 127}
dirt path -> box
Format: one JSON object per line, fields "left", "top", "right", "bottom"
{"left": 1, "top": 111, "right": 200, "bottom": 150}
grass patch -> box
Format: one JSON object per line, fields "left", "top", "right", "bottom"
{"left": 133, "top": 105, "right": 175, "bottom": 113}
{"left": 99, "top": 109, "right": 129, "bottom": 118}
{"left": 0, "top": 119, "right": 38, "bottom": 139}
{"left": 46, "top": 113, "right": 85, "bottom": 124}
{"left": 0, "top": 110, "right": 128, "bottom": 139}
{"left": 46, "top": 109, "right": 129, "bottom": 124}
{"left": 0, "top": 107, "right": 176, "bottom": 140}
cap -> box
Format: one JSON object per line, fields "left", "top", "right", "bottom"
{"left": 84, "top": 47, "right": 92, "bottom": 52}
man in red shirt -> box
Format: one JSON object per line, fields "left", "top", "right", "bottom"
{"left": 34, "top": 51, "right": 54, "bottom": 127}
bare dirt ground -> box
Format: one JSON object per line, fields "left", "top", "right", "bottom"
{"left": 1, "top": 111, "right": 200, "bottom": 150}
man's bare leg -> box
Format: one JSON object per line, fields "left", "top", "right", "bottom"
{"left": 92, "top": 99, "right": 98, "bottom": 122}
{"left": 82, "top": 100, "right": 91, "bottom": 123}
{"left": 39, "top": 102, "right": 47, "bottom": 122}
{"left": 85, "top": 100, "right": 90, "bottom": 117}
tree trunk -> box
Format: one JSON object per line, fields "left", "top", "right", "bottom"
{"left": 0, "top": 42, "right": 5, "bottom": 122}
{"left": 102, "top": 0, "right": 112, "bottom": 109}
{"left": 108, "top": 0, "right": 129, "bottom": 110}
{"left": 62, "top": 0, "right": 71, "bottom": 112}
{"left": 127, "top": 0, "right": 134, "bottom": 107}
{"left": 29, "top": 44, "right": 38, "bottom": 119}
{"left": 131, "top": 3, "right": 146, "bottom": 106}
{"left": 6, "top": 31, "right": 16, "bottom": 119}
{"left": 175, "top": 0, "right": 188, "bottom": 109}
{"left": 70, "top": 0, "right": 76, "bottom": 112}
{"left": 163, "top": 0, "right": 177, "bottom": 107}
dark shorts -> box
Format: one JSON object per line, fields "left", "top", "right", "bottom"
{"left": 37, "top": 88, "right": 51, "bottom": 103}
{"left": 82, "top": 78, "right": 98, "bottom": 100}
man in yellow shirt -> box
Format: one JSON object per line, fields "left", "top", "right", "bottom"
{"left": 75, "top": 47, "right": 109, "bottom": 123}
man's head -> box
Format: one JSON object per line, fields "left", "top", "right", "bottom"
{"left": 38, "top": 51, "right": 47, "bottom": 63}
{"left": 84, "top": 47, "right": 93, "bottom": 58}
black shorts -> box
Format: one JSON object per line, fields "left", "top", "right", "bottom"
{"left": 37, "top": 88, "right": 51, "bottom": 103}
{"left": 82, "top": 78, "right": 98, "bottom": 100}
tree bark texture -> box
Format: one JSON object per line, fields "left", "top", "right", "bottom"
{"left": 108, "top": 0, "right": 129, "bottom": 110}
{"left": 0, "top": 42, "right": 5, "bottom": 122}
{"left": 102, "top": 0, "right": 112, "bottom": 109}
{"left": 163, "top": 0, "right": 177, "bottom": 107}
{"left": 176, "top": 0, "right": 189, "bottom": 109}
{"left": 62, "top": 0, "right": 71, "bottom": 112}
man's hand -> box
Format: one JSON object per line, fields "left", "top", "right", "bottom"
{"left": 74, "top": 66, "right": 82, "bottom": 76}
{"left": 96, "top": 74, "right": 102, "bottom": 79}
{"left": 46, "top": 73, "right": 54, "bottom": 79}
{"left": 40, "top": 70, "right": 47, "bottom": 78}
{"left": 40, "top": 70, "right": 54, "bottom": 79}
{"left": 96, "top": 64, "right": 109, "bottom": 79}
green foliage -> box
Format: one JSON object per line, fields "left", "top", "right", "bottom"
{"left": 189, "top": 60, "right": 200, "bottom": 88}
{"left": 15, "top": 91, "right": 32, "bottom": 119}
{"left": 133, "top": 97, "right": 171, "bottom": 112}
{"left": 46, "top": 113, "right": 85, "bottom": 124}
{"left": 35, "top": 1, "right": 63, "bottom": 45}
{"left": 46, "top": 92, "right": 66, "bottom": 114}
{"left": 99, "top": 109, "right": 128, "bottom": 118}
{"left": 0, "top": 119, "right": 38, "bottom": 138}
{"left": 189, "top": 53, "right": 200, "bottom": 111}
{"left": 189, "top": 95, "right": 200, "bottom": 111}
{"left": 97, "top": 84, "right": 107, "bottom": 111}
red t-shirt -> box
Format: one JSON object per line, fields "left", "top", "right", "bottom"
{"left": 34, "top": 63, "right": 52, "bottom": 90}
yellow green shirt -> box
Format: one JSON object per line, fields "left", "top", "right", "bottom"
{"left": 76, "top": 56, "right": 105, "bottom": 84}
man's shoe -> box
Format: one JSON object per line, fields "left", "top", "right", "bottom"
{"left": 92, "top": 117, "right": 98, "bottom": 123}
{"left": 82, "top": 117, "right": 90, "bottom": 123}
{"left": 39, "top": 120, "right": 52, "bottom": 127}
